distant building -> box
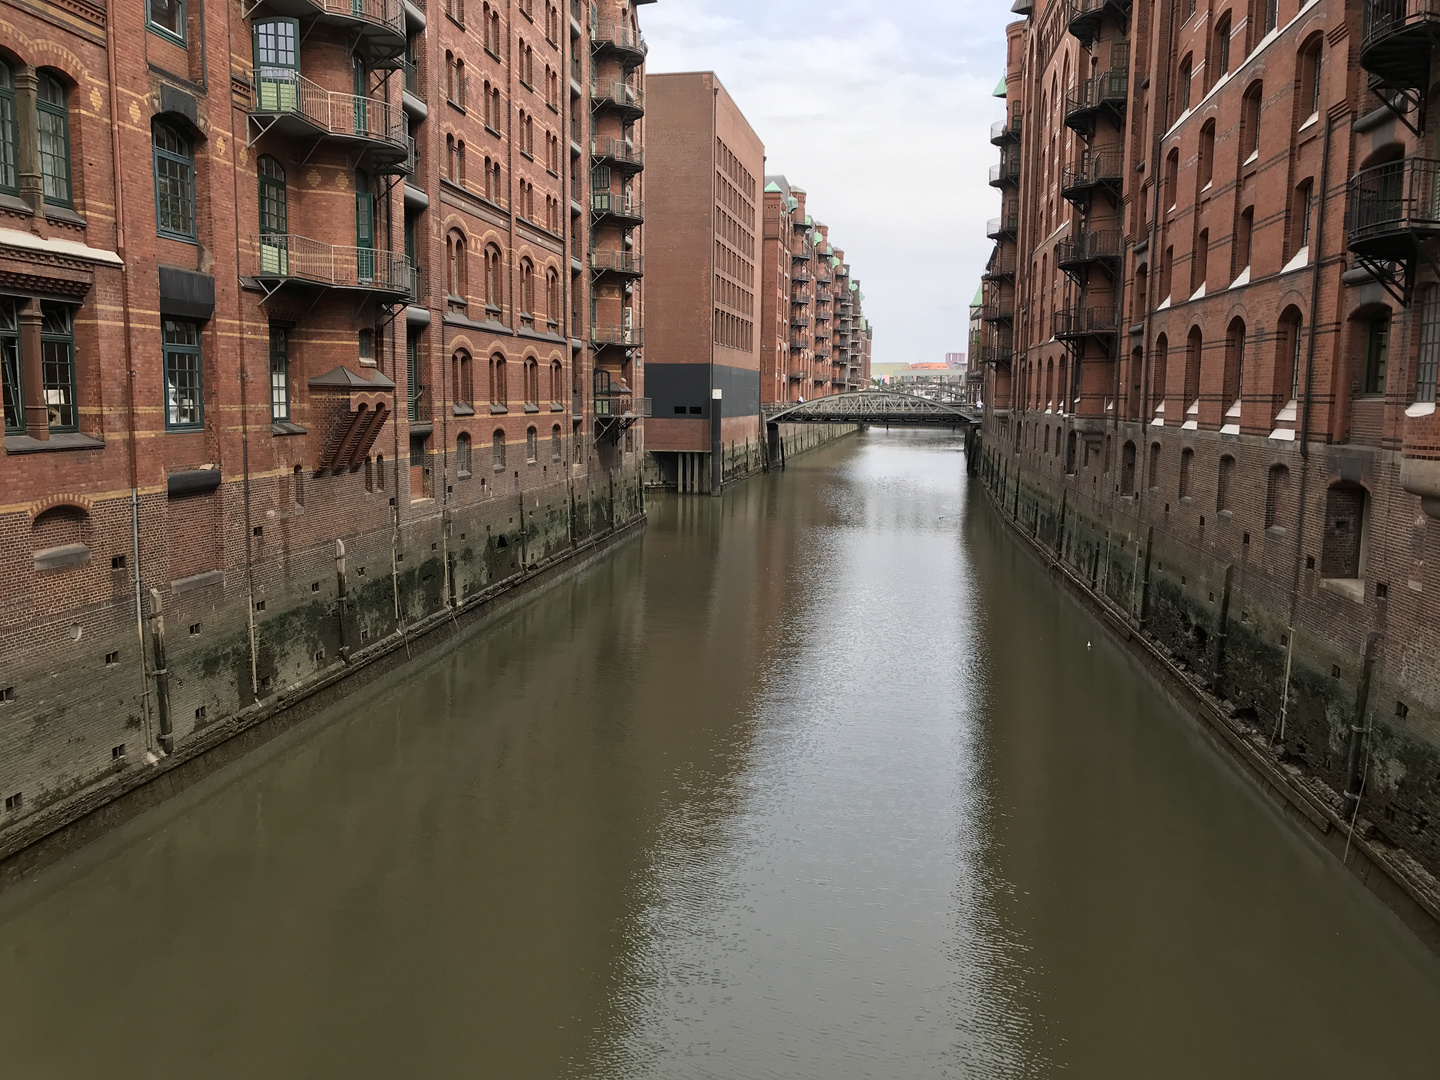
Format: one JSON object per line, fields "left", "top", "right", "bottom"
{"left": 945, "top": 352, "right": 966, "bottom": 368}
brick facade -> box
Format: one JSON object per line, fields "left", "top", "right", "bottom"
{"left": 0, "top": 0, "right": 654, "bottom": 857}
{"left": 976, "top": 0, "right": 1440, "bottom": 925}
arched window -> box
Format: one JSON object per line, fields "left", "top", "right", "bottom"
{"left": 455, "top": 58, "right": 466, "bottom": 108}
{"left": 1193, "top": 228, "right": 1209, "bottom": 294}
{"left": 1223, "top": 317, "right": 1246, "bottom": 417}
{"left": 1151, "top": 333, "right": 1168, "bottom": 420}
{"left": 489, "top": 352, "right": 507, "bottom": 406}
{"left": 1177, "top": 54, "right": 1193, "bottom": 116}
{"left": 1148, "top": 442, "right": 1162, "bottom": 490}
{"left": 1121, "top": 440, "right": 1137, "bottom": 495}
{"left": 38, "top": 72, "right": 71, "bottom": 207}
{"left": 1235, "top": 207, "right": 1254, "bottom": 276}
{"left": 525, "top": 357, "right": 539, "bottom": 405}
{"left": 519, "top": 258, "right": 534, "bottom": 318}
{"left": 453, "top": 349, "right": 473, "bottom": 408}
{"left": 1213, "top": 13, "right": 1232, "bottom": 83}
{"left": 456, "top": 432, "right": 472, "bottom": 475}
{"left": 445, "top": 51, "right": 455, "bottom": 102}
{"left": 492, "top": 428, "right": 506, "bottom": 469}
{"left": 1298, "top": 35, "right": 1323, "bottom": 120}
{"left": 446, "top": 229, "right": 467, "bottom": 299}
{"left": 525, "top": 425, "right": 537, "bottom": 462}
{"left": 456, "top": 139, "right": 466, "bottom": 186}
{"left": 1198, "top": 120, "right": 1215, "bottom": 189}
{"left": 258, "top": 156, "right": 286, "bottom": 236}
{"left": 1292, "top": 179, "right": 1314, "bottom": 257}
{"left": 1275, "top": 307, "right": 1303, "bottom": 409}
{"left": 485, "top": 245, "right": 503, "bottom": 311}
{"left": 1363, "top": 310, "right": 1390, "bottom": 396}
{"left": 1241, "top": 82, "right": 1262, "bottom": 161}
{"left": 1164, "top": 148, "right": 1179, "bottom": 210}
{"left": 549, "top": 359, "right": 562, "bottom": 404}
{"left": 551, "top": 423, "right": 561, "bottom": 461}
{"left": 1184, "top": 326, "right": 1203, "bottom": 415}
{"left": 1265, "top": 464, "right": 1290, "bottom": 530}
{"left": 1217, "top": 454, "right": 1236, "bottom": 512}
{"left": 446, "top": 134, "right": 457, "bottom": 182}
{"left": 546, "top": 269, "right": 560, "bottom": 326}
{"left": 0, "top": 61, "right": 17, "bottom": 196}
{"left": 153, "top": 119, "right": 195, "bottom": 239}
{"left": 1179, "top": 446, "right": 1194, "bottom": 498}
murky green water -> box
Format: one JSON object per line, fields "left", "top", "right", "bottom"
{"left": 2, "top": 430, "right": 1438, "bottom": 1078}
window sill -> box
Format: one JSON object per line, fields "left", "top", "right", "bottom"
{"left": 550, "top": 401, "right": 564, "bottom": 412}
{"left": 524, "top": 402, "right": 540, "bottom": 413}
{"left": 147, "top": 23, "right": 188, "bottom": 47}
{"left": 490, "top": 403, "right": 508, "bottom": 414}
{"left": 5, "top": 431, "right": 105, "bottom": 454}
{"left": 1320, "top": 577, "right": 1366, "bottom": 604}
{"left": 458, "top": 469, "right": 472, "bottom": 480}
{"left": 454, "top": 403, "right": 475, "bottom": 416}
{"left": 46, "top": 205, "right": 86, "bottom": 228}
{"left": 271, "top": 421, "right": 307, "bottom": 436}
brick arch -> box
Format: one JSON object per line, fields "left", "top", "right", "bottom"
{"left": 448, "top": 333, "right": 476, "bottom": 354}
{"left": 15, "top": 36, "right": 90, "bottom": 84}
{"left": 28, "top": 494, "right": 93, "bottom": 521}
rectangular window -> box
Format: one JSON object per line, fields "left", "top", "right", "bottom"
{"left": 147, "top": 0, "right": 186, "bottom": 43}
{"left": 407, "top": 335, "right": 422, "bottom": 421}
{"left": 1, "top": 299, "right": 20, "bottom": 433}
{"left": 1297, "top": 183, "right": 1313, "bottom": 251}
{"left": 163, "top": 318, "right": 203, "bottom": 430}
{"left": 37, "top": 78, "right": 71, "bottom": 207}
{"left": 41, "top": 303, "right": 76, "bottom": 431}
{"left": 154, "top": 125, "right": 196, "bottom": 240}
{"left": 1364, "top": 314, "right": 1390, "bottom": 396}
{"left": 269, "top": 325, "right": 290, "bottom": 421}
{"left": 0, "top": 69, "right": 16, "bottom": 195}
{"left": 1418, "top": 288, "right": 1440, "bottom": 404}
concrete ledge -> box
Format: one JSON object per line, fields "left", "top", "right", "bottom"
{"left": 33, "top": 543, "right": 90, "bottom": 571}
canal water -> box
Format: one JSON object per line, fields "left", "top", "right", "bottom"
{"left": 2, "top": 430, "right": 1439, "bottom": 1078}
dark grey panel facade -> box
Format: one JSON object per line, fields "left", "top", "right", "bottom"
{"left": 647, "top": 363, "right": 760, "bottom": 420}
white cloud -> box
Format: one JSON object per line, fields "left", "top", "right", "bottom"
{"left": 641, "top": 0, "right": 1015, "bottom": 364}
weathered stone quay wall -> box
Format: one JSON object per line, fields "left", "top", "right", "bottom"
{"left": 973, "top": 433, "right": 1440, "bottom": 955}
{"left": 0, "top": 468, "right": 645, "bottom": 889}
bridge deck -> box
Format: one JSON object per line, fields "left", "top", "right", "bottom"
{"left": 764, "top": 390, "right": 980, "bottom": 427}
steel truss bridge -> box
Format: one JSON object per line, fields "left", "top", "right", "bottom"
{"left": 765, "top": 390, "right": 981, "bottom": 428}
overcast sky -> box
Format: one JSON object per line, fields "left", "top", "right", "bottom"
{"left": 642, "top": 0, "right": 1015, "bottom": 365}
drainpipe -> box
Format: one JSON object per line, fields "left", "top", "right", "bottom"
{"left": 147, "top": 588, "right": 174, "bottom": 753}
{"left": 1138, "top": 0, "right": 1177, "bottom": 465}
{"left": 105, "top": 20, "right": 153, "bottom": 752}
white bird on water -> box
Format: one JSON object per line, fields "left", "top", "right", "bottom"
{"left": 1087, "top": 640, "right": 1092, "bottom": 649}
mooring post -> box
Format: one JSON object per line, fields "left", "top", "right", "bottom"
{"left": 1213, "top": 563, "right": 1234, "bottom": 698}
{"left": 335, "top": 539, "right": 350, "bottom": 661}
{"left": 147, "top": 587, "right": 173, "bottom": 754}
{"left": 1344, "top": 632, "right": 1382, "bottom": 823}
{"left": 711, "top": 388, "right": 724, "bottom": 497}
{"left": 1138, "top": 525, "right": 1155, "bottom": 630}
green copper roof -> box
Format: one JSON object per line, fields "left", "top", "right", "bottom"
{"left": 786, "top": 196, "right": 798, "bottom": 211}
{"left": 971, "top": 284, "right": 984, "bottom": 305}
{"left": 994, "top": 76, "right": 1007, "bottom": 97}
{"left": 825, "top": 245, "right": 834, "bottom": 255}
{"left": 764, "top": 180, "right": 783, "bottom": 193}
{"left": 804, "top": 214, "right": 813, "bottom": 226}
{"left": 849, "top": 281, "right": 858, "bottom": 292}
{"left": 830, "top": 256, "right": 841, "bottom": 269}
{"left": 858, "top": 291, "right": 865, "bottom": 301}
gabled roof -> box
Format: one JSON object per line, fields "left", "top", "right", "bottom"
{"left": 764, "top": 180, "right": 783, "bottom": 193}
{"left": 994, "top": 76, "right": 1007, "bottom": 97}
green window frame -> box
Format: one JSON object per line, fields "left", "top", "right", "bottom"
{"left": 253, "top": 19, "right": 300, "bottom": 112}
{"left": 407, "top": 335, "right": 422, "bottom": 421}
{"left": 37, "top": 73, "right": 70, "bottom": 208}
{"left": 269, "top": 325, "right": 290, "bottom": 421}
{"left": 154, "top": 120, "right": 196, "bottom": 241}
{"left": 163, "top": 317, "right": 203, "bottom": 430}
{"left": 0, "top": 62, "right": 17, "bottom": 196}
{"left": 258, "top": 155, "right": 288, "bottom": 274}
{"left": 40, "top": 303, "right": 76, "bottom": 432}
{"left": 1, "top": 299, "right": 20, "bottom": 433}
{"left": 146, "top": 0, "right": 186, "bottom": 45}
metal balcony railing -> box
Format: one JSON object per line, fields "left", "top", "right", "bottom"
{"left": 407, "top": 262, "right": 426, "bottom": 302}
{"left": 793, "top": 267, "right": 812, "bottom": 284}
{"left": 401, "top": 58, "right": 423, "bottom": 99}
{"left": 591, "top": 192, "right": 644, "bottom": 222}
{"left": 251, "top": 74, "right": 407, "bottom": 154}
{"left": 591, "top": 137, "right": 644, "bottom": 169}
{"left": 1347, "top": 157, "right": 1440, "bottom": 255}
{"left": 1054, "top": 305, "right": 1120, "bottom": 338}
{"left": 987, "top": 213, "right": 1019, "bottom": 239}
{"left": 1061, "top": 149, "right": 1125, "bottom": 195}
{"left": 1056, "top": 228, "right": 1124, "bottom": 268}
{"left": 592, "top": 324, "right": 644, "bottom": 347}
{"left": 983, "top": 253, "right": 1017, "bottom": 279}
{"left": 793, "top": 241, "right": 813, "bottom": 261}
{"left": 982, "top": 298, "right": 1014, "bottom": 323}
{"left": 977, "top": 344, "right": 1014, "bottom": 367}
{"left": 593, "top": 389, "right": 634, "bottom": 418}
{"left": 592, "top": 18, "right": 648, "bottom": 62}
{"left": 590, "top": 250, "right": 644, "bottom": 275}
{"left": 250, "top": 234, "right": 412, "bottom": 293}
{"left": 989, "top": 153, "right": 1021, "bottom": 186}
{"left": 591, "top": 80, "right": 644, "bottom": 113}
{"left": 990, "top": 110, "right": 1022, "bottom": 144}
{"left": 302, "top": 0, "right": 405, "bottom": 39}
{"left": 1361, "top": 0, "right": 1440, "bottom": 86}
{"left": 792, "top": 313, "right": 811, "bottom": 327}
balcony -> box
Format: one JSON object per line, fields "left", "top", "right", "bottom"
{"left": 989, "top": 152, "right": 1021, "bottom": 188}
{"left": 1064, "top": 69, "right": 1129, "bottom": 138}
{"left": 1061, "top": 149, "right": 1124, "bottom": 205}
{"left": 1347, "top": 156, "right": 1440, "bottom": 264}
{"left": 400, "top": 58, "right": 424, "bottom": 103}
{"left": 982, "top": 297, "right": 1014, "bottom": 325}
{"left": 591, "top": 191, "right": 644, "bottom": 224}
{"left": 590, "top": 250, "right": 644, "bottom": 277}
{"left": 793, "top": 241, "right": 814, "bottom": 261}
{"left": 815, "top": 325, "right": 831, "bottom": 341}
{"left": 245, "top": 234, "right": 412, "bottom": 299}
{"left": 977, "top": 344, "right": 1013, "bottom": 368}
{"left": 1056, "top": 229, "right": 1124, "bottom": 277}
{"left": 815, "top": 306, "right": 831, "bottom": 322}
{"left": 983, "top": 252, "right": 1017, "bottom": 281}
{"left": 591, "top": 137, "right": 644, "bottom": 173}
{"left": 1054, "top": 305, "right": 1120, "bottom": 344}
{"left": 591, "top": 79, "right": 645, "bottom": 118}
{"left": 592, "top": 18, "right": 648, "bottom": 66}
{"left": 256, "top": 0, "right": 406, "bottom": 64}
{"left": 249, "top": 75, "right": 408, "bottom": 172}
{"left": 814, "top": 345, "right": 831, "bottom": 360}
{"left": 987, "top": 213, "right": 1019, "bottom": 241}
{"left": 1067, "top": 0, "right": 1133, "bottom": 46}
{"left": 788, "top": 369, "right": 807, "bottom": 380}
{"left": 793, "top": 266, "right": 812, "bottom": 284}
{"left": 990, "top": 111, "right": 1023, "bottom": 146}
{"left": 791, "top": 313, "right": 811, "bottom": 328}
{"left": 1361, "top": 0, "right": 1440, "bottom": 88}
{"left": 592, "top": 324, "right": 643, "bottom": 349}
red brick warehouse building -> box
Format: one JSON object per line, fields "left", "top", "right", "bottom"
{"left": 974, "top": 0, "right": 1440, "bottom": 927}
{"left": 0, "top": 0, "right": 655, "bottom": 853}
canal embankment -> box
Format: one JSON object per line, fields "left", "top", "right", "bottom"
{"left": 973, "top": 440, "right": 1440, "bottom": 956}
